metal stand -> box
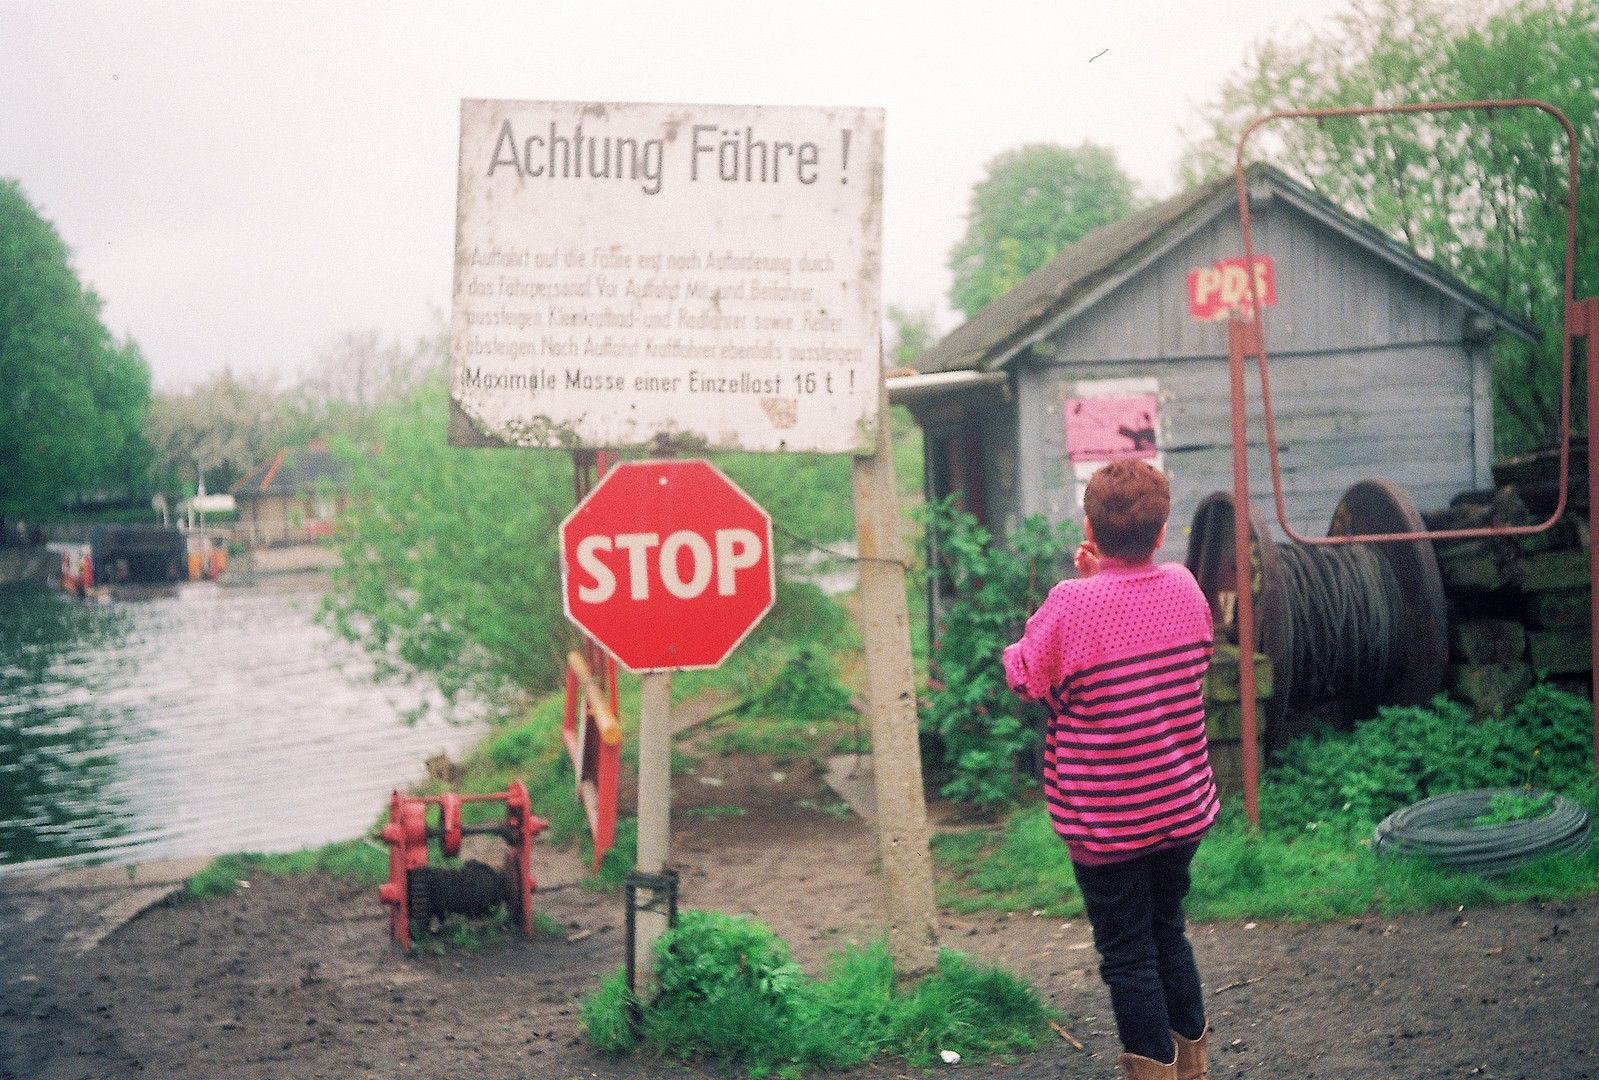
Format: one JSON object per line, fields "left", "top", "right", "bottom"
{"left": 624, "top": 869, "right": 679, "bottom": 995}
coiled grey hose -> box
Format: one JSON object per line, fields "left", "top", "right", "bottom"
{"left": 1274, "top": 541, "right": 1405, "bottom": 713}
{"left": 1373, "top": 789, "right": 1593, "bottom": 876}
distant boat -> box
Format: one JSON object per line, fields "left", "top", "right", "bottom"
{"left": 57, "top": 525, "right": 223, "bottom": 595}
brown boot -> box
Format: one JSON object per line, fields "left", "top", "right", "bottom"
{"left": 1119, "top": 1050, "right": 1177, "bottom": 1080}
{"left": 1171, "top": 1028, "right": 1208, "bottom": 1080}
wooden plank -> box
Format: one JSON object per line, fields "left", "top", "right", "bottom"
{"left": 1522, "top": 550, "right": 1591, "bottom": 592}
{"left": 1204, "top": 645, "right": 1274, "bottom": 702}
{"left": 1437, "top": 550, "right": 1521, "bottom": 591}
{"left": 1521, "top": 587, "right": 1593, "bottom": 629}
{"left": 1206, "top": 702, "right": 1241, "bottom": 742}
{"left": 1449, "top": 620, "right": 1526, "bottom": 665}
{"left": 1450, "top": 663, "right": 1533, "bottom": 719}
{"left": 1206, "top": 739, "right": 1264, "bottom": 798}
{"left": 1528, "top": 628, "right": 1593, "bottom": 675}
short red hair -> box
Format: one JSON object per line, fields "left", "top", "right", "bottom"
{"left": 1083, "top": 460, "right": 1170, "bottom": 561}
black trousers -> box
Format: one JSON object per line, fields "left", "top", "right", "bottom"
{"left": 1071, "top": 840, "right": 1206, "bottom": 1062}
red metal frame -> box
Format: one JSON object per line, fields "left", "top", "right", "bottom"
{"left": 378, "top": 782, "right": 546, "bottom": 951}
{"left": 563, "top": 650, "right": 622, "bottom": 873}
{"left": 565, "top": 447, "right": 623, "bottom": 872}
{"left": 1227, "top": 100, "right": 1597, "bottom": 826}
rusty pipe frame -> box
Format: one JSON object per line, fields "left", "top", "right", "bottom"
{"left": 1227, "top": 101, "right": 1596, "bottom": 826}
{"left": 1235, "top": 100, "right": 1580, "bottom": 546}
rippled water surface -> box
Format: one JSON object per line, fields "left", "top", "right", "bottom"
{"left": 0, "top": 581, "right": 485, "bottom": 870}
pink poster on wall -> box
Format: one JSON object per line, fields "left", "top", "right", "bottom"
{"left": 1064, "top": 394, "right": 1159, "bottom": 463}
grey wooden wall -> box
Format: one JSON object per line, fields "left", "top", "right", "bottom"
{"left": 1008, "top": 194, "right": 1493, "bottom": 566}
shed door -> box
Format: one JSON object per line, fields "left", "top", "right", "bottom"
{"left": 927, "top": 415, "right": 988, "bottom": 529}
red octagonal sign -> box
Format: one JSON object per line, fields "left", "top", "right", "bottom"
{"left": 560, "top": 459, "right": 775, "bottom": 672}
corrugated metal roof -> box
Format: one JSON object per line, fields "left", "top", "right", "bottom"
{"left": 915, "top": 162, "right": 1538, "bottom": 374}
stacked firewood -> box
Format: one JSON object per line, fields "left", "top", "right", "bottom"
{"left": 1202, "top": 643, "right": 1272, "bottom": 794}
{"left": 1426, "top": 440, "right": 1592, "bottom": 717}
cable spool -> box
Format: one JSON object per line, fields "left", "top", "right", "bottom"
{"left": 1186, "top": 479, "right": 1447, "bottom": 754}
{"left": 408, "top": 860, "right": 522, "bottom": 928}
{"left": 378, "top": 782, "right": 547, "bottom": 951}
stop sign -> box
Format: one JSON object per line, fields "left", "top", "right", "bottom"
{"left": 560, "top": 459, "right": 775, "bottom": 671}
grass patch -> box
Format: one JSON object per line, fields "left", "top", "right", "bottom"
{"left": 933, "top": 813, "right": 1081, "bottom": 917}
{"left": 934, "top": 684, "right": 1599, "bottom": 923}
{"left": 409, "top": 908, "right": 514, "bottom": 955}
{"left": 533, "top": 910, "right": 568, "bottom": 938}
{"left": 700, "top": 716, "right": 853, "bottom": 764}
{"left": 187, "top": 839, "right": 388, "bottom": 898}
{"left": 583, "top": 909, "right": 1053, "bottom": 1076}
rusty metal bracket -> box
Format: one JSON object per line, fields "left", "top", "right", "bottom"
{"left": 1233, "top": 99, "right": 1581, "bottom": 547}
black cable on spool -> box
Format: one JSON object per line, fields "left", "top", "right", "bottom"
{"left": 410, "top": 860, "right": 513, "bottom": 924}
{"left": 1273, "top": 540, "right": 1407, "bottom": 714}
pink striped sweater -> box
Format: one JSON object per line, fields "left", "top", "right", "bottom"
{"left": 1002, "top": 558, "right": 1219, "bottom": 865}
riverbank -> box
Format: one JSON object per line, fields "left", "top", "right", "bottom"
{"left": 0, "top": 545, "right": 50, "bottom": 587}
{"left": 4, "top": 740, "right": 1597, "bottom": 1080}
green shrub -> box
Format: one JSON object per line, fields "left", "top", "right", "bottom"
{"left": 641, "top": 910, "right": 813, "bottom": 1069}
{"left": 580, "top": 968, "right": 641, "bottom": 1055}
{"left": 321, "top": 377, "right": 573, "bottom": 705}
{"left": 1474, "top": 789, "right": 1558, "bottom": 826}
{"left": 744, "top": 648, "right": 853, "bottom": 724}
{"left": 920, "top": 498, "right": 1079, "bottom": 809}
{"left": 584, "top": 911, "right": 1054, "bottom": 1075}
{"left": 1261, "top": 683, "right": 1596, "bottom": 833}
{"left": 932, "top": 680, "right": 1599, "bottom": 923}
{"left": 887, "top": 950, "right": 1050, "bottom": 1065}
{"left": 755, "top": 581, "right": 853, "bottom": 649}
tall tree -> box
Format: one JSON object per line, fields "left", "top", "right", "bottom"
{"left": 948, "top": 143, "right": 1140, "bottom": 319}
{"left": 1183, "top": 0, "right": 1599, "bottom": 456}
{"left": 147, "top": 369, "right": 294, "bottom": 495}
{"left": 886, "top": 303, "right": 938, "bottom": 368}
{"left": 322, "top": 374, "right": 571, "bottom": 702}
{"left": 0, "top": 179, "right": 152, "bottom": 518}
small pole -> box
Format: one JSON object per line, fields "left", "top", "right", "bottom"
{"left": 1228, "top": 317, "right": 1262, "bottom": 829}
{"left": 1577, "top": 298, "right": 1599, "bottom": 776}
{"left": 851, "top": 384, "right": 939, "bottom": 978}
{"left": 632, "top": 668, "right": 673, "bottom": 991}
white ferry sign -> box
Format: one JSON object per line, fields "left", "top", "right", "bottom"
{"left": 449, "top": 99, "right": 884, "bottom": 454}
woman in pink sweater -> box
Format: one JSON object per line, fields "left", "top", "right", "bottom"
{"left": 1002, "top": 460, "right": 1218, "bottom": 1080}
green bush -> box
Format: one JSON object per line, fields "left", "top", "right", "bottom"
{"left": 1260, "top": 683, "right": 1597, "bottom": 833}
{"left": 933, "top": 683, "right": 1599, "bottom": 922}
{"left": 920, "top": 498, "right": 1080, "bottom": 809}
{"left": 321, "top": 376, "right": 573, "bottom": 705}
{"left": 744, "top": 649, "right": 853, "bottom": 724}
{"left": 584, "top": 910, "right": 1053, "bottom": 1076}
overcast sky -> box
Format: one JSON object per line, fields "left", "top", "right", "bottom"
{"left": 1, "top": 0, "right": 1358, "bottom": 390}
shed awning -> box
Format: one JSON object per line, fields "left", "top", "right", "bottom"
{"left": 885, "top": 369, "right": 1009, "bottom": 406}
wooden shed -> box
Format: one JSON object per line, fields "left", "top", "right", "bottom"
{"left": 231, "top": 441, "right": 351, "bottom": 546}
{"left": 892, "top": 163, "right": 1538, "bottom": 569}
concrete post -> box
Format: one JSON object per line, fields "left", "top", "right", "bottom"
{"left": 632, "top": 669, "right": 673, "bottom": 990}
{"left": 851, "top": 396, "right": 940, "bottom": 978}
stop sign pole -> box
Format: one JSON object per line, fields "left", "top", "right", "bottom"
{"left": 560, "top": 459, "right": 775, "bottom": 989}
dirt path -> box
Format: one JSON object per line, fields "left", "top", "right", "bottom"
{"left": 4, "top": 750, "right": 1597, "bottom": 1080}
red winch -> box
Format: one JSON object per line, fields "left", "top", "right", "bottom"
{"left": 378, "top": 781, "right": 548, "bottom": 951}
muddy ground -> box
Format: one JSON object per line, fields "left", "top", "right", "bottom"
{"left": 3, "top": 744, "right": 1597, "bottom": 1080}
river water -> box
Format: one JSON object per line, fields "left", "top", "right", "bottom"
{"left": 0, "top": 580, "right": 486, "bottom": 872}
